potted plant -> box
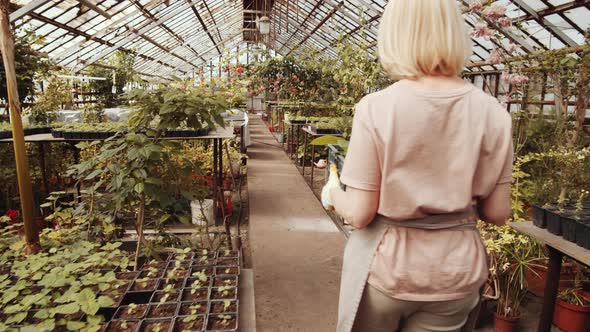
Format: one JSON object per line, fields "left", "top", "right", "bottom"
{"left": 479, "top": 223, "right": 542, "bottom": 332}
{"left": 553, "top": 288, "right": 590, "bottom": 332}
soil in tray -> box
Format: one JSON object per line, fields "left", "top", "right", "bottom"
{"left": 142, "top": 260, "right": 169, "bottom": 270}
{"left": 214, "top": 276, "right": 237, "bottom": 287}
{"left": 117, "top": 271, "right": 140, "bottom": 280}
{"left": 190, "top": 266, "right": 214, "bottom": 276}
{"left": 159, "top": 277, "right": 185, "bottom": 289}
{"left": 105, "top": 280, "right": 132, "bottom": 293}
{"left": 132, "top": 278, "right": 159, "bottom": 292}
{"left": 178, "top": 301, "right": 208, "bottom": 316}
{"left": 106, "top": 320, "right": 140, "bottom": 332}
{"left": 140, "top": 270, "right": 164, "bottom": 279}
{"left": 192, "top": 256, "right": 215, "bottom": 266}
{"left": 186, "top": 275, "right": 210, "bottom": 287}
{"left": 217, "top": 258, "right": 238, "bottom": 266}
{"left": 168, "top": 260, "right": 192, "bottom": 268}
{"left": 151, "top": 290, "right": 181, "bottom": 303}
{"left": 115, "top": 304, "right": 149, "bottom": 320}
{"left": 215, "top": 267, "right": 239, "bottom": 275}
{"left": 182, "top": 288, "right": 209, "bottom": 302}
{"left": 141, "top": 319, "right": 172, "bottom": 332}
{"left": 164, "top": 269, "right": 189, "bottom": 279}
{"left": 211, "top": 287, "right": 237, "bottom": 300}
{"left": 173, "top": 316, "right": 205, "bottom": 332}
{"left": 207, "top": 315, "right": 237, "bottom": 331}
{"left": 211, "top": 300, "right": 238, "bottom": 314}
{"left": 147, "top": 303, "right": 178, "bottom": 318}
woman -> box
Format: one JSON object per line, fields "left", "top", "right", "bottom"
{"left": 321, "top": 1, "right": 513, "bottom": 331}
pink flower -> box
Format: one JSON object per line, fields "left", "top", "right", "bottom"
{"left": 483, "top": 4, "right": 507, "bottom": 20}
{"left": 507, "top": 42, "right": 518, "bottom": 54}
{"left": 471, "top": 22, "right": 492, "bottom": 39}
{"left": 488, "top": 49, "right": 503, "bottom": 64}
{"left": 502, "top": 71, "right": 529, "bottom": 85}
{"left": 498, "top": 17, "right": 513, "bottom": 28}
{"left": 469, "top": 0, "right": 483, "bottom": 12}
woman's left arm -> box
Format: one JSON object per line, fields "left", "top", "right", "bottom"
{"left": 331, "top": 186, "right": 380, "bottom": 229}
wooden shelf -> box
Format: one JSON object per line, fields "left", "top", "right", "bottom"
{"left": 511, "top": 221, "right": 590, "bottom": 265}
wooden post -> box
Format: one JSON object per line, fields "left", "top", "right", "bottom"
{"left": 0, "top": 0, "right": 40, "bottom": 253}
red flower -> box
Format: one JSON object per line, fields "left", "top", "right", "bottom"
{"left": 5, "top": 210, "right": 18, "bottom": 220}
{"left": 236, "top": 67, "right": 244, "bottom": 74}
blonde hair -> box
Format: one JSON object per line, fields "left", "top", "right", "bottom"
{"left": 377, "top": 0, "right": 472, "bottom": 80}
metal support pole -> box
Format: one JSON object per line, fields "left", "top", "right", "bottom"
{"left": 213, "top": 139, "right": 218, "bottom": 221}
{"left": 38, "top": 142, "right": 48, "bottom": 196}
{"left": 0, "top": 0, "right": 40, "bottom": 252}
{"left": 538, "top": 247, "right": 563, "bottom": 332}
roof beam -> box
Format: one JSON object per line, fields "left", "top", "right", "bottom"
{"left": 513, "top": 0, "right": 590, "bottom": 24}
{"left": 277, "top": 0, "right": 322, "bottom": 53}
{"left": 511, "top": 0, "right": 578, "bottom": 47}
{"left": 128, "top": 27, "right": 198, "bottom": 69}
{"left": 129, "top": 0, "right": 207, "bottom": 63}
{"left": 287, "top": 1, "right": 343, "bottom": 56}
{"left": 78, "top": 0, "right": 195, "bottom": 70}
{"left": 187, "top": 0, "right": 221, "bottom": 55}
{"left": 9, "top": 0, "right": 50, "bottom": 21}
{"left": 26, "top": 12, "right": 181, "bottom": 72}
{"left": 78, "top": 0, "right": 112, "bottom": 19}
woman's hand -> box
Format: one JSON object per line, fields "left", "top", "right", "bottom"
{"left": 321, "top": 165, "right": 341, "bottom": 211}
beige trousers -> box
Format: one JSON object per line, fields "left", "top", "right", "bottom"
{"left": 352, "top": 284, "right": 480, "bottom": 332}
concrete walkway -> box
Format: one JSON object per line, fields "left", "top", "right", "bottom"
{"left": 247, "top": 115, "right": 345, "bottom": 331}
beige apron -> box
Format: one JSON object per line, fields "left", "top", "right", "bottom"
{"left": 337, "top": 208, "right": 479, "bottom": 332}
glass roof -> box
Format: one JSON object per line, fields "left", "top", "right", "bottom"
{"left": 10, "top": 0, "right": 590, "bottom": 78}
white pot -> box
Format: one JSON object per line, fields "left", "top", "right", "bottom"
{"left": 190, "top": 199, "right": 215, "bottom": 226}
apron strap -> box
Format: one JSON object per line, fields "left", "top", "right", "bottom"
{"left": 373, "top": 207, "right": 478, "bottom": 231}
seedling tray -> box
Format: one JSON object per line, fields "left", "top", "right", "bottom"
{"left": 173, "top": 315, "right": 206, "bottom": 332}
{"left": 206, "top": 313, "right": 238, "bottom": 332}
{"left": 140, "top": 318, "right": 174, "bottom": 332}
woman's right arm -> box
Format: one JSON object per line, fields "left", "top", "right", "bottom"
{"left": 478, "top": 183, "right": 511, "bottom": 226}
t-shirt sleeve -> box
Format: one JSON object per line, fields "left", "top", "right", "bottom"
{"left": 497, "top": 139, "right": 514, "bottom": 184}
{"left": 340, "top": 100, "right": 381, "bottom": 191}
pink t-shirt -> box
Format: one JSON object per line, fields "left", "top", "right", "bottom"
{"left": 340, "top": 80, "right": 513, "bottom": 301}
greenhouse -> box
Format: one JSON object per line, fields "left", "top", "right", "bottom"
{"left": 0, "top": 0, "right": 589, "bottom": 331}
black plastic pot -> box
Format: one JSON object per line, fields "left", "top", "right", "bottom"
{"left": 546, "top": 208, "right": 562, "bottom": 235}
{"left": 532, "top": 205, "right": 546, "bottom": 228}
{"left": 575, "top": 221, "right": 590, "bottom": 250}
{"left": 561, "top": 214, "right": 578, "bottom": 242}
{"left": 310, "top": 127, "right": 341, "bottom": 135}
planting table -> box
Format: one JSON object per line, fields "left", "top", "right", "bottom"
{"left": 511, "top": 221, "right": 590, "bottom": 332}
{"left": 0, "top": 128, "right": 235, "bottom": 224}
{"left": 300, "top": 127, "right": 343, "bottom": 189}
{"left": 283, "top": 120, "right": 308, "bottom": 160}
